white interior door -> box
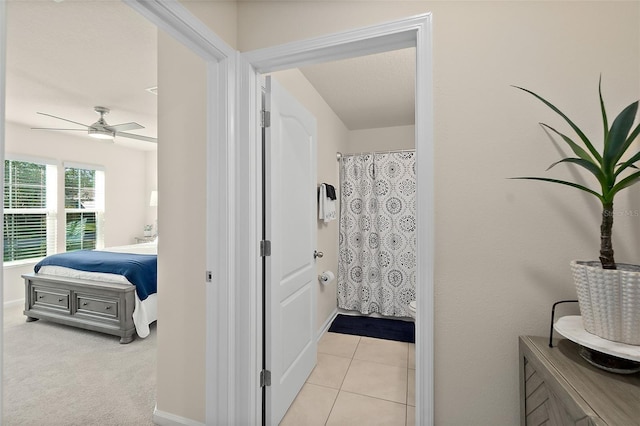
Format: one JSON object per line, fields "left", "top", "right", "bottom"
{"left": 264, "top": 76, "right": 318, "bottom": 425}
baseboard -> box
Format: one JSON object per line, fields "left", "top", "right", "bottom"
{"left": 337, "top": 307, "right": 414, "bottom": 322}
{"left": 4, "top": 299, "right": 24, "bottom": 309}
{"left": 317, "top": 307, "right": 338, "bottom": 341}
{"left": 153, "top": 405, "right": 205, "bottom": 426}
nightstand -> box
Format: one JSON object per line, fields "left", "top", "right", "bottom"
{"left": 135, "top": 236, "right": 156, "bottom": 244}
{"left": 519, "top": 335, "right": 640, "bottom": 425}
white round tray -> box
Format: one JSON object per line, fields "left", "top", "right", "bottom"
{"left": 554, "top": 315, "right": 640, "bottom": 362}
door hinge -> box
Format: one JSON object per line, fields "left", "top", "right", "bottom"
{"left": 260, "top": 369, "right": 271, "bottom": 387}
{"left": 205, "top": 271, "right": 213, "bottom": 282}
{"left": 260, "top": 240, "right": 271, "bottom": 257}
{"left": 261, "top": 110, "right": 271, "bottom": 128}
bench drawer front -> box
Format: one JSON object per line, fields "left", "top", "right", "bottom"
{"left": 76, "top": 294, "right": 119, "bottom": 319}
{"left": 32, "top": 286, "right": 70, "bottom": 311}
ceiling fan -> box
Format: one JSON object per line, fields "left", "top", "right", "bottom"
{"left": 32, "top": 106, "right": 157, "bottom": 143}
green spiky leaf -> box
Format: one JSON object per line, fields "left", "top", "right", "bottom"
{"left": 614, "top": 121, "right": 640, "bottom": 173}
{"left": 603, "top": 101, "right": 638, "bottom": 173}
{"left": 599, "top": 76, "right": 609, "bottom": 144}
{"left": 513, "top": 85, "right": 602, "bottom": 164}
{"left": 510, "top": 177, "right": 604, "bottom": 202}
{"left": 540, "top": 123, "right": 597, "bottom": 165}
{"left": 546, "top": 158, "right": 605, "bottom": 184}
{"left": 609, "top": 170, "right": 640, "bottom": 200}
{"left": 615, "top": 151, "right": 640, "bottom": 176}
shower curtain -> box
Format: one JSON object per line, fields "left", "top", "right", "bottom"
{"left": 337, "top": 151, "right": 416, "bottom": 317}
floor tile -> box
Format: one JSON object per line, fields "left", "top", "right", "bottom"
{"left": 280, "top": 382, "right": 338, "bottom": 426}
{"left": 326, "top": 391, "right": 406, "bottom": 426}
{"left": 408, "top": 343, "right": 415, "bottom": 369}
{"left": 318, "top": 331, "right": 360, "bottom": 358}
{"left": 306, "top": 353, "right": 352, "bottom": 389}
{"left": 406, "top": 405, "right": 415, "bottom": 426}
{"left": 353, "top": 336, "right": 409, "bottom": 368}
{"left": 341, "top": 358, "right": 407, "bottom": 404}
{"left": 407, "top": 368, "right": 415, "bottom": 406}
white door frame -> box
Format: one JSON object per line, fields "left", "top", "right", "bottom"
{"left": 0, "top": 1, "right": 7, "bottom": 417}
{"left": 123, "top": 1, "right": 239, "bottom": 424}
{"left": 239, "top": 13, "right": 434, "bottom": 426}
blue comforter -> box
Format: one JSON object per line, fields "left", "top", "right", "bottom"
{"left": 34, "top": 250, "right": 157, "bottom": 301}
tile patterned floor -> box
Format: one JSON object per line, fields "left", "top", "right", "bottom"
{"left": 280, "top": 332, "right": 415, "bottom": 426}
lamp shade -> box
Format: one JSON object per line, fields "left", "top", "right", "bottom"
{"left": 149, "top": 190, "right": 158, "bottom": 207}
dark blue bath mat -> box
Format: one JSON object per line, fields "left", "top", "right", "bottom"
{"left": 328, "top": 314, "right": 415, "bottom": 343}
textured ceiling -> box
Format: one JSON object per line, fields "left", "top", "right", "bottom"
{"left": 300, "top": 48, "right": 415, "bottom": 130}
{"left": 5, "top": 1, "right": 415, "bottom": 151}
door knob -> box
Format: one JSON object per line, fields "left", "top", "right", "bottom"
{"left": 314, "top": 250, "right": 324, "bottom": 259}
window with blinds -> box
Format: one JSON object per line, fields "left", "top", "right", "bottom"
{"left": 64, "top": 166, "right": 104, "bottom": 251}
{"left": 3, "top": 160, "right": 56, "bottom": 262}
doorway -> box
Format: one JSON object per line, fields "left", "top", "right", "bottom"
{"left": 262, "top": 46, "right": 416, "bottom": 423}
{"left": 0, "top": 1, "right": 236, "bottom": 424}
{"left": 2, "top": 1, "right": 158, "bottom": 422}
{"left": 242, "top": 13, "right": 434, "bottom": 426}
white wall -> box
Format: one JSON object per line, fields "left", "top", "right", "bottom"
{"left": 348, "top": 125, "right": 415, "bottom": 153}
{"left": 155, "top": 28, "right": 208, "bottom": 425}
{"left": 145, "top": 150, "right": 158, "bottom": 233}
{"left": 3, "top": 121, "right": 156, "bottom": 304}
{"left": 429, "top": 4, "right": 637, "bottom": 423}
{"left": 155, "top": 2, "right": 238, "bottom": 422}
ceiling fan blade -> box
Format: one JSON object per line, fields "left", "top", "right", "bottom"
{"left": 109, "top": 122, "right": 144, "bottom": 132}
{"left": 31, "top": 127, "right": 88, "bottom": 131}
{"left": 37, "top": 112, "right": 92, "bottom": 128}
{"left": 116, "top": 132, "right": 157, "bottom": 143}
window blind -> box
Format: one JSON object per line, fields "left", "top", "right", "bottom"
{"left": 3, "top": 160, "right": 57, "bottom": 262}
{"left": 64, "top": 166, "right": 104, "bottom": 251}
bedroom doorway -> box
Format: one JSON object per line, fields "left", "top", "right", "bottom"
{"left": 0, "top": 1, "right": 235, "bottom": 423}
{"left": 1, "top": 1, "right": 160, "bottom": 422}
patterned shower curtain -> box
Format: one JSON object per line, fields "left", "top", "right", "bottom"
{"left": 337, "top": 151, "right": 416, "bottom": 317}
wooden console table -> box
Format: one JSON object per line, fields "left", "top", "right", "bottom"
{"left": 519, "top": 335, "right": 640, "bottom": 426}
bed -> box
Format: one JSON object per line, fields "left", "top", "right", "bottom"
{"left": 22, "top": 241, "right": 157, "bottom": 344}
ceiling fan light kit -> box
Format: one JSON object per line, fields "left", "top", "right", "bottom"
{"left": 87, "top": 127, "right": 115, "bottom": 140}
{"left": 87, "top": 106, "right": 115, "bottom": 140}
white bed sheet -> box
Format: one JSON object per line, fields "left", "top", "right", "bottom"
{"left": 35, "top": 241, "right": 158, "bottom": 338}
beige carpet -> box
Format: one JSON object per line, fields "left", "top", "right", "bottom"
{"left": 3, "top": 303, "right": 156, "bottom": 425}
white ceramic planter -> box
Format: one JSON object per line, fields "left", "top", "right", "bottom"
{"left": 571, "top": 260, "right": 640, "bottom": 345}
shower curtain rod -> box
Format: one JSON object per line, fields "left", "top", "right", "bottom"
{"left": 336, "top": 149, "right": 415, "bottom": 161}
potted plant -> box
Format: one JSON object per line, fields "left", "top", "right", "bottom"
{"left": 514, "top": 79, "right": 640, "bottom": 345}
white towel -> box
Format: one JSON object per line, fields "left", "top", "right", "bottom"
{"left": 318, "top": 184, "right": 336, "bottom": 223}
